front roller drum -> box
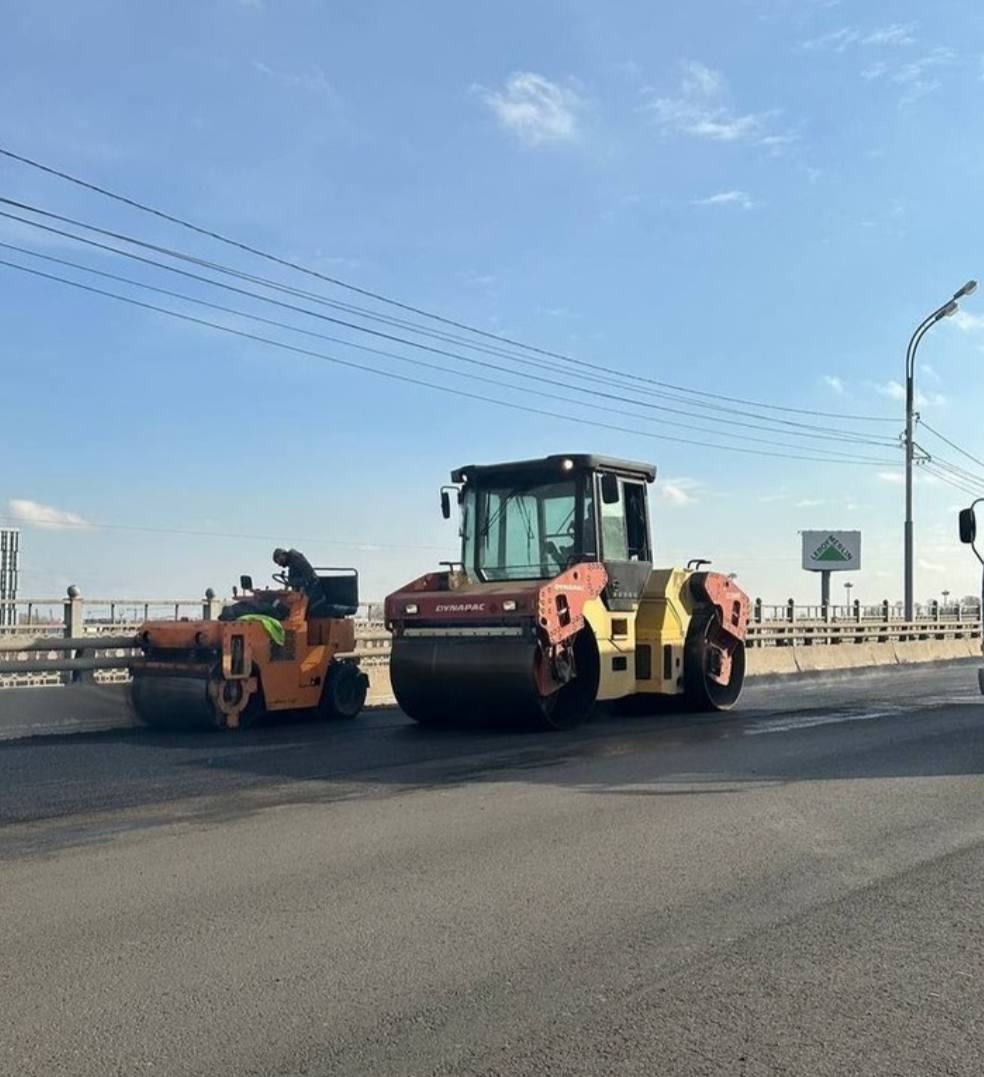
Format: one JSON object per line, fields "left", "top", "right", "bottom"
{"left": 683, "top": 611, "right": 746, "bottom": 711}
{"left": 131, "top": 669, "right": 257, "bottom": 731}
{"left": 390, "top": 632, "right": 597, "bottom": 731}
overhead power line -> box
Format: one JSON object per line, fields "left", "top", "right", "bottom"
{"left": 923, "top": 454, "right": 984, "bottom": 489}
{"left": 919, "top": 420, "right": 984, "bottom": 472}
{"left": 0, "top": 145, "right": 898, "bottom": 423}
{"left": 922, "top": 463, "right": 983, "bottom": 498}
{"left": 0, "top": 254, "right": 900, "bottom": 467}
{"left": 0, "top": 237, "right": 901, "bottom": 457}
{"left": 0, "top": 513, "right": 449, "bottom": 550}
{"left": 0, "top": 198, "right": 895, "bottom": 445}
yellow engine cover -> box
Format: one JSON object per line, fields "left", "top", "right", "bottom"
{"left": 581, "top": 567, "right": 697, "bottom": 701}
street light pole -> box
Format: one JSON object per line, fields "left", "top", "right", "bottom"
{"left": 904, "top": 280, "right": 977, "bottom": 621}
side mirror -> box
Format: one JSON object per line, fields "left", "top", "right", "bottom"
{"left": 959, "top": 508, "right": 976, "bottom": 545}
{"left": 600, "top": 472, "right": 620, "bottom": 505}
{"left": 440, "top": 490, "right": 451, "bottom": 520}
{"left": 240, "top": 574, "right": 253, "bottom": 591}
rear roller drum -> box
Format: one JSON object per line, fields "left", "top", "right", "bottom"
{"left": 683, "top": 611, "right": 745, "bottom": 712}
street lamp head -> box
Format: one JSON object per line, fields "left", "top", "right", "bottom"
{"left": 941, "top": 299, "right": 959, "bottom": 318}
{"left": 955, "top": 280, "right": 978, "bottom": 300}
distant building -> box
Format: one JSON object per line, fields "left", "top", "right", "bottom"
{"left": 0, "top": 528, "right": 19, "bottom": 627}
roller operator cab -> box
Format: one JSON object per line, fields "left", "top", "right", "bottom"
{"left": 385, "top": 454, "right": 749, "bottom": 730}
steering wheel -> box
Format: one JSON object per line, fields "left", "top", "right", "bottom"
{"left": 272, "top": 571, "right": 289, "bottom": 587}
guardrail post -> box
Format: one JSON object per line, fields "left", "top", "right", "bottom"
{"left": 64, "top": 585, "right": 92, "bottom": 684}
{"left": 64, "top": 586, "right": 83, "bottom": 639}
{"left": 202, "top": 588, "right": 223, "bottom": 620}
{"left": 753, "top": 597, "right": 762, "bottom": 624}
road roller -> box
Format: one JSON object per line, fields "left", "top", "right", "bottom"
{"left": 385, "top": 454, "right": 749, "bottom": 730}
{"left": 131, "top": 552, "right": 368, "bottom": 730}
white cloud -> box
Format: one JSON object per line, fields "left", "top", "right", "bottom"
{"left": 863, "top": 24, "right": 917, "bottom": 47}
{"left": 800, "top": 27, "right": 862, "bottom": 52}
{"left": 859, "top": 46, "right": 956, "bottom": 98}
{"left": 476, "top": 72, "right": 582, "bottom": 146}
{"left": 795, "top": 498, "right": 827, "bottom": 508}
{"left": 800, "top": 23, "right": 916, "bottom": 52}
{"left": 919, "top": 557, "right": 946, "bottom": 573}
{"left": 644, "top": 61, "right": 793, "bottom": 149}
{"left": 822, "top": 374, "right": 846, "bottom": 395}
{"left": 920, "top": 362, "right": 941, "bottom": 383}
{"left": 252, "top": 60, "right": 334, "bottom": 95}
{"left": 894, "top": 47, "right": 957, "bottom": 104}
{"left": 873, "top": 379, "right": 905, "bottom": 401}
{"left": 951, "top": 310, "right": 984, "bottom": 333}
{"left": 659, "top": 477, "right": 700, "bottom": 506}
{"left": 7, "top": 498, "right": 90, "bottom": 530}
{"left": 680, "top": 60, "right": 724, "bottom": 97}
{"left": 869, "top": 379, "right": 944, "bottom": 407}
{"left": 692, "top": 190, "right": 756, "bottom": 210}
{"left": 875, "top": 470, "right": 939, "bottom": 486}
{"left": 861, "top": 61, "right": 889, "bottom": 80}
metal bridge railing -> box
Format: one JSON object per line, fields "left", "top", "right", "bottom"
{"left": 0, "top": 590, "right": 386, "bottom": 687}
{"left": 1, "top": 589, "right": 980, "bottom": 688}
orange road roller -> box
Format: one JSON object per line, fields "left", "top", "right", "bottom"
{"left": 131, "top": 550, "right": 368, "bottom": 730}
{"left": 385, "top": 454, "right": 748, "bottom": 730}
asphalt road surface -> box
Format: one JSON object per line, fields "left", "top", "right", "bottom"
{"left": 4, "top": 663, "right": 984, "bottom": 1076}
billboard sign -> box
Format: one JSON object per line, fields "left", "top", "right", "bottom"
{"left": 802, "top": 530, "right": 861, "bottom": 572}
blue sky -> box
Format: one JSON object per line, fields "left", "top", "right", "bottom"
{"left": 3, "top": 0, "right": 984, "bottom": 606}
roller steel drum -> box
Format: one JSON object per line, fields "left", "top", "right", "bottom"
{"left": 131, "top": 673, "right": 222, "bottom": 731}
{"left": 390, "top": 634, "right": 595, "bottom": 730}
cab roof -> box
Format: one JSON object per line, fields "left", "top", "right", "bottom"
{"left": 451, "top": 454, "right": 657, "bottom": 484}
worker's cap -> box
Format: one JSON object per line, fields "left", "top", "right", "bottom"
{"left": 272, "top": 547, "right": 289, "bottom": 563}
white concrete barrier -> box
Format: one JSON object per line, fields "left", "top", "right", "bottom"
{"left": 0, "top": 683, "right": 137, "bottom": 741}
{"left": 745, "top": 649, "right": 799, "bottom": 677}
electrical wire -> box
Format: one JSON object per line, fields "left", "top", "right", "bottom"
{"left": 0, "top": 146, "right": 899, "bottom": 423}
{"left": 924, "top": 455, "right": 984, "bottom": 490}
{"left": 0, "top": 238, "right": 902, "bottom": 459}
{"left": 0, "top": 206, "right": 901, "bottom": 449}
{"left": 0, "top": 254, "right": 901, "bottom": 466}
{"left": 0, "top": 513, "right": 449, "bottom": 550}
{"left": 922, "top": 463, "right": 983, "bottom": 498}
{"left": 919, "top": 420, "right": 984, "bottom": 472}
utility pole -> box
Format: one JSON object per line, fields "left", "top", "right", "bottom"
{"left": 904, "top": 281, "right": 977, "bottom": 620}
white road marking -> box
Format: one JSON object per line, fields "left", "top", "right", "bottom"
{"left": 745, "top": 710, "right": 900, "bottom": 735}
{"left": 745, "top": 693, "right": 983, "bottom": 736}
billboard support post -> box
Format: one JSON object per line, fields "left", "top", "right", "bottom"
{"left": 820, "top": 569, "right": 831, "bottom": 619}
